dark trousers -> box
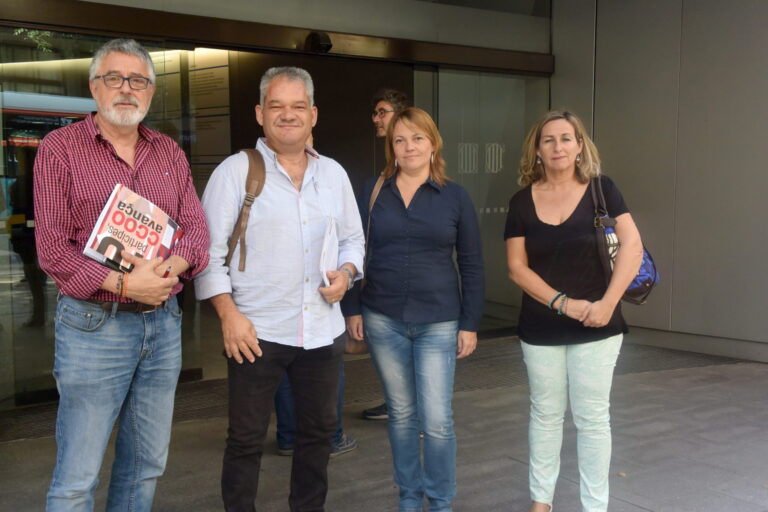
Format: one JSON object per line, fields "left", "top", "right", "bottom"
{"left": 222, "top": 338, "right": 343, "bottom": 512}
{"left": 275, "top": 360, "right": 345, "bottom": 448}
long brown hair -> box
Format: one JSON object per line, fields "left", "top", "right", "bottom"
{"left": 383, "top": 107, "right": 448, "bottom": 186}
{"left": 518, "top": 109, "right": 601, "bottom": 186}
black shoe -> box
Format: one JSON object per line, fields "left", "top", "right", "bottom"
{"left": 362, "top": 402, "right": 388, "bottom": 420}
{"left": 330, "top": 434, "right": 358, "bottom": 458}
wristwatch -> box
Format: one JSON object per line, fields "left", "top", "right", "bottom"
{"left": 339, "top": 267, "right": 355, "bottom": 290}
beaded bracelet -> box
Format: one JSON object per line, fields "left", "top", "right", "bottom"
{"left": 116, "top": 273, "right": 124, "bottom": 297}
{"left": 121, "top": 274, "right": 128, "bottom": 299}
{"left": 548, "top": 291, "right": 565, "bottom": 310}
{"left": 557, "top": 295, "right": 568, "bottom": 316}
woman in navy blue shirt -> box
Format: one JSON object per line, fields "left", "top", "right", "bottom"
{"left": 342, "top": 107, "right": 484, "bottom": 512}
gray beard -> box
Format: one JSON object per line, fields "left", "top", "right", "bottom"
{"left": 98, "top": 104, "right": 148, "bottom": 127}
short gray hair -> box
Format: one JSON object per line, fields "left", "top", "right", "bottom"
{"left": 89, "top": 39, "right": 156, "bottom": 84}
{"left": 259, "top": 67, "right": 314, "bottom": 107}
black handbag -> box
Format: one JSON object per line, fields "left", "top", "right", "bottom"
{"left": 590, "top": 176, "right": 659, "bottom": 305}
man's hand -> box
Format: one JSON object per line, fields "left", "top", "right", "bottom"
{"left": 121, "top": 251, "right": 177, "bottom": 305}
{"left": 152, "top": 254, "right": 190, "bottom": 279}
{"left": 221, "top": 309, "right": 262, "bottom": 363}
{"left": 457, "top": 330, "right": 477, "bottom": 359}
{"left": 346, "top": 315, "right": 364, "bottom": 341}
{"left": 319, "top": 270, "right": 348, "bottom": 303}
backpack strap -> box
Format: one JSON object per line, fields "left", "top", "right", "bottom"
{"left": 224, "top": 148, "right": 266, "bottom": 271}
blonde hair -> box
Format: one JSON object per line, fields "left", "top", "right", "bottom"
{"left": 383, "top": 107, "right": 448, "bottom": 186}
{"left": 518, "top": 110, "right": 601, "bottom": 187}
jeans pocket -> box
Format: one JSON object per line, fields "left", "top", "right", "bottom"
{"left": 57, "top": 302, "right": 108, "bottom": 332}
{"left": 168, "top": 300, "right": 183, "bottom": 319}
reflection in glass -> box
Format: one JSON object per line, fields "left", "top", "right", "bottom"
{"left": 0, "top": 28, "right": 220, "bottom": 410}
{"left": 438, "top": 69, "right": 549, "bottom": 334}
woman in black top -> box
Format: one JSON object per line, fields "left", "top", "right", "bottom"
{"left": 504, "top": 110, "right": 643, "bottom": 512}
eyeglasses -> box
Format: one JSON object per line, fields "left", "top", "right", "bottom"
{"left": 93, "top": 73, "right": 153, "bottom": 90}
{"left": 372, "top": 108, "right": 395, "bottom": 119}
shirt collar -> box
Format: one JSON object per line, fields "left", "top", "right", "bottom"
{"left": 257, "top": 137, "right": 320, "bottom": 184}
{"left": 384, "top": 175, "right": 443, "bottom": 192}
{"left": 257, "top": 137, "right": 319, "bottom": 161}
{"left": 86, "top": 112, "right": 156, "bottom": 143}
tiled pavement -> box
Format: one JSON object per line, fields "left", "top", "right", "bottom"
{"left": 1, "top": 336, "right": 767, "bottom": 511}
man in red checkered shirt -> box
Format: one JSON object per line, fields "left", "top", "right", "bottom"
{"left": 33, "top": 39, "right": 210, "bottom": 512}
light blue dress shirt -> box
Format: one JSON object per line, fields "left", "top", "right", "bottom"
{"left": 195, "top": 138, "right": 365, "bottom": 349}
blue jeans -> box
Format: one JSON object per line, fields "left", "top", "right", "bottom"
{"left": 46, "top": 295, "right": 182, "bottom": 512}
{"left": 275, "top": 360, "right": 345, "bottom": 448}
{"left": 521, "top": 334, "right": 623, "bottom": 512}
{"left": 363, "top": 306, "right": 458, "bottom": 512}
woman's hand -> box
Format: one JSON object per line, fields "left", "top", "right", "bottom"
{"left": 564, "top": 298, "right": 592, "bottom": 322}
{"left": 457, "top": 330, "right": 477, "bottom": 359}
{"left": 346, "top": 315, "right": 364, "bottom": 341}
{"left": 582, "top": 299, "right": 617, "bottom": 327}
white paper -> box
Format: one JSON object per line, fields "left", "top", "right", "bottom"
{"left": 319, "top": 216, "right": 338, "bottom": 287}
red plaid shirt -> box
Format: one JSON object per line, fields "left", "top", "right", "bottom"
{"left": 33, "top": 113, "right": 210, "bottom": 301}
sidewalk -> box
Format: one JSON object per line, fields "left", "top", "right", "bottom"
{"left": 1, "top": 337, "right": 767, "bottom": 511}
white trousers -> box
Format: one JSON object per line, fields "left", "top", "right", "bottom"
{"left": 521, "top": 334, "right": 623, "bottom": 512}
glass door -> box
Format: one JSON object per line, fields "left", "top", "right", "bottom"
{"left": 437, "top": 69, "right": 549, "bottom": 335}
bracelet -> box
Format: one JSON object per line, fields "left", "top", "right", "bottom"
{"left": 548, "top": 292, "right": 564, "bottom": 310}
{"left": 116, "top": 273, "right": 124, "bottom": 297}
{"left": 339, "top": 267, "right": 355, "bottom": 290}
{"left": 121, "top": 273, "right": 128, "bottom": 299}
{"left": 558, "top": 295, "right": 568, "bottom": 316}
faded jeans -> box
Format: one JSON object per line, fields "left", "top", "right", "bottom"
{"left": 46, "top": 295, "right": 182, "bottom": 512}
{"left": 363, "top": 306, "right": 458, "bottom": 512}
{"left": 521, "top": 334, "right": 623, "bottom": 512}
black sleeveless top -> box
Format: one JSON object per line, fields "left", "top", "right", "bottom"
{"left": 504, "top": 175, "right": 629, "bottom": 345}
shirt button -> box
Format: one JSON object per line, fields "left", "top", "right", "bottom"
{"left": 303, "top": 220, "right": 307, "bottom": 225}
{"left": 305, "top": 277, "right": 310, "bottom": 282}
{"left": 305, "top": 249, "right": 309, "bottom": 253}
{"left": 304, "top": 306, "right": 308, "bottom": 311}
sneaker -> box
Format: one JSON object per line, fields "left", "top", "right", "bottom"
{"left": 277, "top": 445, "right": 294, "bottom": 456}
{"left": 362, "top": 402, "right": 388, "bottom": 420}
{"left": 330, "top": 434, "right": 358, "bottom": 458}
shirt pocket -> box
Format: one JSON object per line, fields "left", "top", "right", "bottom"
{"left": 314, "top": 184, "right": 341, "bottom": 223}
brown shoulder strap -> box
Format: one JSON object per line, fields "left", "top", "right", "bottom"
{"left": 362, "top": 174, "right": 385, "bottom": 282}
{"left": 365, "top": 174, "right": 385, "bottom": 248}
{"left": 224, "top": 149, "right": 266, "bottom": 271}
{"left": 368, "top": 174, "right": 385, "bottom": 214}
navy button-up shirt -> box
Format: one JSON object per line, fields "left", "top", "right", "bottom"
{"left": 342, "top": 176, "right": 484, "bottom": 332}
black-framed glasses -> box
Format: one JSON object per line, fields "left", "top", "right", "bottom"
{"left": 372, "top": 108, "right": 395, "bottom": 119}
{"left": 93, "top": 73, "right": 153, "bottom": 90}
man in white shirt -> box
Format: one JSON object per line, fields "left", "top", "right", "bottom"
{"left": 195, "top": 66, "right": 365, "bottom": 512}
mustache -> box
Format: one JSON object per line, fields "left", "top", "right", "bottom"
{"left": 111, "top": 95, "right": 139, "bottom": 107}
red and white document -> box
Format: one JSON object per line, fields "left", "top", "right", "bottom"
{"left": 83, "top": 184, "right": 183, "bottom": 272}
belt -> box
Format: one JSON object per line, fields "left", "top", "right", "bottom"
{"left": 85, "top": 299, "right": 160, "bottom": 313}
